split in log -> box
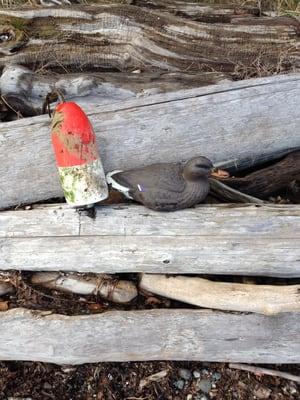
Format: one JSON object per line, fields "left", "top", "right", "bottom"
{"left": 0, "top": 308, "right": 299, "bottom": 363}
{"left": 139, "top": 274, "right": 300, "bottom": 315}
{"left": 1, "top": 203, "right": 299, "bottom": 277}
{"left": 0, "top": 64, "right": 229, "bottom": 119}
{"left": 31, "top": 272, "right": 138, "bottom": 303}
{"left": 0, "top": 74, "right": 299, "bottom": 209}
{"left": 218, "top": 151, "right": 300, "bottom": 200}
{"left": 0, "top": 4, "right": 299, "bottom": 74}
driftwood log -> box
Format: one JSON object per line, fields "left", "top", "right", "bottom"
{"left": 31, "top": 272, "right": 137, "bottom": 303}
{"left": 0, "top": 4, "right": 299, "bottom": 74}
{"left": 0, "top": 64, "right": 229, "bottom": 119}
{"left": 1, "top": 203, "right": 299, "bottom": 277}
{"left": 139, "top": 274, "right": 300, "bottom": 315}
{"left": 0, "top": 74, "right": 299, "bottom": 209}
{"left": 0, "top": 308, "right": 299, "bottom": 363}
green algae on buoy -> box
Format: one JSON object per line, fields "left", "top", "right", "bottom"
{"left": 51, "top": 101, "right": 108, "bottom": 207}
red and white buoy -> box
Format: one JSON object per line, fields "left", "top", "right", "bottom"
{"left": 51, "top": 101, "right": 108, "bottom": 207}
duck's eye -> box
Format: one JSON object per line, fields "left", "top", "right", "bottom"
{"left": 0, "top": 33, "right": 12, "bottom": 42}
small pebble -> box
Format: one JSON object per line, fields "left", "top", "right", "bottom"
{"left": 179, "top": 368, "right": 192, "bottom": 380}
{"left": 195, "top": 394, "right": 208, "bottom": 400}
{"left": 201, "top": 369, "right": 209, "bottom": 376}
{"left": 174, "top": 379, "right": 185, "bottom": 390}
{"left": 197, "top": 379, "right": 212, "bottom": 394}
{"left": 193, "top": 370, "right": 201, "bottom": 379}
{"left": 186, "top": 395, "right": 193, "bottom": 400}
{"left": 212, "top": 372, "right": 221, "bottom": 381}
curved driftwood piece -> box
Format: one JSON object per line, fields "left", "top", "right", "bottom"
{"left": 139, "top": 274, "right": 300, "bottom": 315}
{"left": 0, "top": 5, "right": 298, "bottom": 73}
{"left": 31, "top": 272, "right": 138, "bottom": 303}
{"left": 1, "top": 203, "right": 299, "bottom": 277}
{"left": 0, "top": 74, "right": 299, "bottom": 209}
{"left": 0, "top": 64, "right": 229, "bottom": 119}
{"left": 0, "top": 308, "right": 299, "bottom": 363}
{"left": 219, "top": 151, "right": 300, "bottom": 200}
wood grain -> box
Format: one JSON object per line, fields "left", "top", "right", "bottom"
{"left": 0, "top": 74, "right": 299, "bottom": 209}
{"left": 0, "top": 308, "right": 299, "bottom": 364}
{"left": 0, "top": 4, "right": 298, "bottom": 72}
{"left": 1, "top": 203, "right": 299, "bottom": 277}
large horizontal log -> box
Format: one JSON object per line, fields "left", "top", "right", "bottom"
{"left": 1, "top": 203, "right": 299, "bottom": 277}
{"left": 0, "top": 64, "right": 229, "bottom": 118}
{"left": 0, "top": 4, "right": 299, "bottom": 73}
{"left": 0, "top": 308, "right": 299, "bottom": 364}
{"left": 0, "top": 74, "right": 299, "bottom": 209}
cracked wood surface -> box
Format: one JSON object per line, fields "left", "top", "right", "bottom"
{"left": 0, "top": 74, "right": 299, "bottom": 209}
{"left": 0, "top": 308, "right": 299, "bottom": 364}
{"left": 1, "top": 203, "right": 299, "bottom": 277}
{"left": 0, "top": 4, "right": 299, "bottom": 73}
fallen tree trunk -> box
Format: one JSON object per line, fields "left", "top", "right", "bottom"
{"left": 0, "top": 74, "right": 299, "bottom": 209}
{"left": 0, "top": 4, "right": 298, "bottom": 74}
{"left": 139, "top": 274, "right": 300, "bottom": 315}
{"left": 1, "top": 204, "right": 299, "bottom": 277}
{"left": 0, "top": 64, "right": 229, "bottom": 119}
{"left": 0, "top": 308, "right": 299, "bottom": 363}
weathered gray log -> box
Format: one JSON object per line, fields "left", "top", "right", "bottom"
{"left": 0, "top": 308, "right": 299, "bottom": 363}
{"left": 1, "top": 203, "right": 299, "bottom": 277}
{"left": 0, "top": 64, "right": 229, "bottom": 118}
{"left": 139, "top": 274, "right": 300, "bottom": 315}
{"left": 0, "top": 74, "right": 299, "bottom": 209}
{"left": 0, "top": 5, "right": 298, "bottom": 73}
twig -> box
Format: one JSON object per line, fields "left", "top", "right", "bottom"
{"left": 229, "top": 363, "right": 300, "bottom": 383}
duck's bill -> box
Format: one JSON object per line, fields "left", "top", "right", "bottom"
{"left": 210, "top": 168, "right": 230, "bottom": 178}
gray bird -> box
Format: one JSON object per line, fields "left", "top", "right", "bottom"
{"left": 106, "top": 156, "right": 214, "bottom": 211}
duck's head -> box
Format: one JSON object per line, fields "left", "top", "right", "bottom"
{"left": 183, "top": 156, "right": 214, "bottom": 181}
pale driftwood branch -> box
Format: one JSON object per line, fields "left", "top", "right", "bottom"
{"left": 229, "top": 364, "right": 300, "bottom": 383}
{"left": 0, "top": 308, "right": 299, "bottom": 364}
{"left": 31, "top": 272, "right": 137, "bottom": 303}
{"left": 139, "top": 274, "right": 300, "bottom": 315}
{"left": 0, "top": 5, "right": 298, "bottom": 72}
{"left": 0, "top": 64, "right": 229, "bottom": 119}
{"left": 0, "top": 282, "right": 13, "bottom": 296}
{"left": 0, "top": 74, "right": 299, "bottom": 209}
{"left": 1, "top": 203, "right": 299, "bottom": 277}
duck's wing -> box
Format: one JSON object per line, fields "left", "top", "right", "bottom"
{"left": 111, "top": 163, "right": 186, "bottom": 195}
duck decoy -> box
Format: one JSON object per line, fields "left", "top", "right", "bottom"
{"left": 106, "top": 156, "right": 214, "bottom": 211}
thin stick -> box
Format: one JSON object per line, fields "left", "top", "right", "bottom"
{"left": 229, "top": 363, "right": 300, "bottom": 383}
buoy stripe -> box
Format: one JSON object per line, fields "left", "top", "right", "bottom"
{"left": 58, "top": 159, "right": 108, "bottom": 207}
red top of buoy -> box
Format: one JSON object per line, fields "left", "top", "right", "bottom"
{"left": 51, "top": 102, "right": 99, "bottom": 168}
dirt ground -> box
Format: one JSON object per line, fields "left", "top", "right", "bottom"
{"left": 0, "top": 360, "right": 299, "bottom": 400}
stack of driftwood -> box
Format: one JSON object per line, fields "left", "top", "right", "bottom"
{"left": 0, "top": 0, "right": 300, "bottom": 365}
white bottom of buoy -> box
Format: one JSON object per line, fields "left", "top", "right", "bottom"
{"left": 58, "top": 159, "right": 108, "bottom": 207}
